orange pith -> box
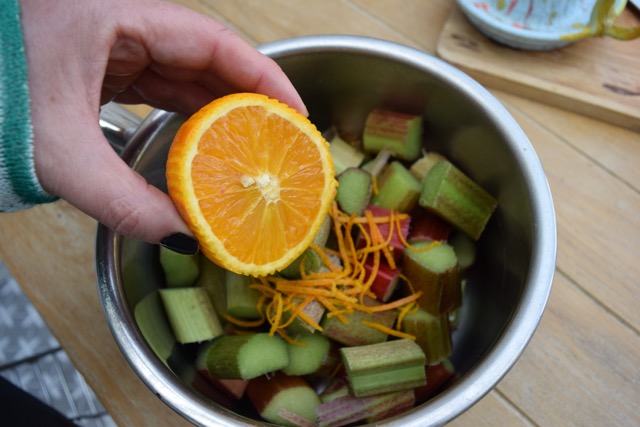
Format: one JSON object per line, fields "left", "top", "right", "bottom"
{"left": 166, "top": 93, "right": 337, "bottom": 277}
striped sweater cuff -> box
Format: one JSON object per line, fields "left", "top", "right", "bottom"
{"left": 0, "top": 0, "right": 58, "bottom": 212}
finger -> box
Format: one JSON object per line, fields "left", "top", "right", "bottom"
{"left": 39, "top": 123, "right": 191, "bottom": 244}
{"left": 120, "top": 2, "right": 307, "bottom": 115}
{"left": 109, "top": 67, "right": 234, "bottom": 115}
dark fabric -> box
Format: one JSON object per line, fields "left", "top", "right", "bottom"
{"left": 0, "top": 375, "right": 76, "bottom": 426}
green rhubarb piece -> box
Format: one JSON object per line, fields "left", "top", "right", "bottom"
{"left": 195, "top": 341, "right": 248, "bottom": 400}
{"left": 329, "top": 133, "right": 366, "bottom": 176}
{"left": 336, "top": 167, "right": 372, "bottom": 216}
{"left": 402, "top": 308, "right": 452, "bottom": 364}
{"left": 363, "top": 108, "right": 423, "bottom": 161}
{"left": 319, "top": 378, "right": 350, "bottom": 403}
{"left": 225, "top": 271, "right": 261, "bottom": 319}
{"left": 449, "top": 231, "right": 477, "bottom": 270}
{"left": 195, "top": 257, "right": 227, "bottom": 322}
{"left": 134, "top": 291, "right": 176, "bottom": 366}
{"left": 282, "top": 332, "right": 331, "bottom": 376}
{"left": 409, "top": 151, "right": 447, "bottom": 181}
{"left": 360, "top": 148, "right": 393, "bottom": 179}
{"left": 284, "top": 298, "right": 326, "bottom": 335}
{"left": 371, "top": 161, "right": 421, "bottom": 212}
{"left": 159, "top": 287, "right": 223, "bottom": 344}
{"left": 159, "top": 246, "right": 200, "bottom": 287}
{"left": 205, "top": 333, "right": 289, "bottom": 380}
{"left": 246, "top": 372, "right": 321, "bottom": 427}
{"left": 122, "top": 238, "right": 160, "bottom": 308}
{"left": 340, "top": 339, "right": 426, "bottom": 397}
{"left": 321, "top": 297, "right": 397, "bottom": 346}
{"left": 419, "top": 160, "right": 497, "bottom": 240}
{"left": 403, "top": 241, "right": 461, "bottom": 315}
{"left": 281, "top": 215, "right": 332, "bottom": 279}
{"left": 317, "top": 389, "right": 415, "bottom": 427}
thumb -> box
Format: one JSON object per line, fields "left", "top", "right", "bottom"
{"left": 36, "top": 122, "right": 196, "bottom": 249}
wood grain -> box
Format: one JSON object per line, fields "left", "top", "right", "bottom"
{"left": 437, "top": 7, "right": 640, "bottom": 132}
{"left": 0, "top": 202, "right": 191, "bottom": 426}
{"left": 1, "top": 1, "right": 638, "bottom": 426}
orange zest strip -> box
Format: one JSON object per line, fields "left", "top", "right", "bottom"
{"left": 395, "top": 215, "right": 442, "bottom": 252}
{"left": 278, "top": 296, "right": 313, "bottom": 329}
{"left": 296, "top": 310, "right": 324, "bottom": 332}
{"left": 245, "top": 202, "right": 425, "bottom": 338}
{"left": 364, "top": 292, "right": 423, "bottom": 312}
{"left": 334, "top": 212, "right": 410, "bottom": 224}
{"left": 396, "top": 301, "right": 420, "bottom": 330}
{"left": 360, "top": 320, "right": 416, "bottom": 341}
{"left": 317, "top": 296, "right": 349, "bottom": 324}
{"left": 309, "top": 243, "right": 341, "bottom": 272}
{"left": 222, "top": 312, "right": 265, "bottom": 328}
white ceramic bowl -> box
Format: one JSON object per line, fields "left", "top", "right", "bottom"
{"left": 457, "top": 0, "right": 628, "bottom": 50}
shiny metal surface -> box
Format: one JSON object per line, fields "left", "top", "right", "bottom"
{"left": 96, "top": 35, "right": 556, "bottom": 426}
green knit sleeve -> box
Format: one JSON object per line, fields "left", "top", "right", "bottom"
{"left": 0, "top": 0, "right": 58, "bottom": 212}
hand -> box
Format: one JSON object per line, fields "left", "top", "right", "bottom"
{"left": 20, "top": 0, "right": 306, "bottom": 246}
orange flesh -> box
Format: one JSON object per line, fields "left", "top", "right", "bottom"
{"left": 191, "top": 106, "right": 327, "bottom": 266}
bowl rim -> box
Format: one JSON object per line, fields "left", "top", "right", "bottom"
{"left": 96, "top": 34, "right": 557, "bottom": 427}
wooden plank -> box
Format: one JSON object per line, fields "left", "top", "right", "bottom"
{"left": 495, "top": 92, "right": 640, "bottom": 331}
{"left": 449, "top": 390, "right": 532, "bottom": 426}
{"left": 349, "top": 0, "right": 454, "bottom": 53}
{"left": 0, "top": 203, "right": 190, "bottom": 427}
{"left": 496, "top": 272, "right": 640, "bottom": 426}
{"left": 496, "top": 92, "right": 640, "bottom": 192}
{"left": 198, "top": 0, "right": 416, "bottom": 46}
{"left": 436, "top": 7, "right": 640, "bottom": 132}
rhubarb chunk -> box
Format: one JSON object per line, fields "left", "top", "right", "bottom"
{"left": 401, "top": 308, "right": 452, "bottom": 364}
{"left": 283, "top": 298, "right": 326, "bottom": 335}
{"left": 371, "top": 161, "right": 421, "bottom": 212}
{"left": 409, "top": 151, "right": 447, "bottom": 181}
{"left": 414, "top": 360, "right": 456, "bottom": 403}
{"left": 363, "top": 108, "right": 422, "bottom": 161}
{"left": 321, "top": 297, "right": 397, "bottom": 346}
{"left": 449, "top": 231, "right": 477, "bottom": 270}
{"left": 195, "top": 341, "right": 248, "bottom": 400}
{"left": 419, "top": 160, "right": 497, "bottom": 240}
{"left": 336, "top": 167, "right": 373, "bottom": 216}
{"left": 329, "top": 133, "right": 366, "bottom": 176}
{"left": 281, "top": 215, "right": 331, "bottom": 279}
{"left": 159, "top": 246, "right": 199, "bottom": 287}
{"left": 402, "top": 241, "right": 461, "bottom": 315}
{"left": 159, "top": 287, "right": 223, "bottom": 344}
{"left": 246, "top": 372, "right": 321, "bottom": 427}
{"left": 356, "top": 205, "right": 410, "bottom": 263}
{"left": 134, "top": 291, "right": 176, "bottom": 365}
{"left": 195, "top": 257, "right": 227, "bottom": 323}
{"left": 282, "top": 332, "right": 332, "bottom": 376}
{"left": 317, "top": 390, "right": 415, "bottom": 427}
{"left": 407, "top": 209, "right": 451, "bottom": 243}
{"left": 340, "top": 339, "right": 426, "bottom": 397}
{"left": 225, "top": 271, "right": 261, "bottom": 319}
{"left": 364, "top": 259, "right": 401, "bottom": 302}
{"left": 360, "top": 148, "right": 393, "bottom": 179}
{"left": 204, "top": 333, "right": 289, "bottom": 380}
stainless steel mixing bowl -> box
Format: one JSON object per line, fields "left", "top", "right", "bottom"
{"left": 96, "top": 35, "right": 556, "bottom": 426}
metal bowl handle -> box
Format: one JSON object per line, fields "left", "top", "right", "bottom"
{"left": 99, "top": 103, "right": 143, "bottom": 154}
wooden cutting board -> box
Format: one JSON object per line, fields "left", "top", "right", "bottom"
{"left": 436, "top": 6, "right": 640, "bottom": 132}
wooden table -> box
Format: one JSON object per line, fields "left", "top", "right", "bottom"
{"left": 1, "top": 1, "right": 638, "bottom": 426}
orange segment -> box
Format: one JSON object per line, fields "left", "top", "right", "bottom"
{"left": 166, "top": 93, "right": 338, "bottom": 277}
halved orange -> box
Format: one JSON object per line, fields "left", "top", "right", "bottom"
{"left": 166, "top": 93, "right": 337, "bottom": 277}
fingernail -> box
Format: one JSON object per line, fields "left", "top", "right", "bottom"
{"left": 160, "top": 233, "right": 199, "bottom": 255}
